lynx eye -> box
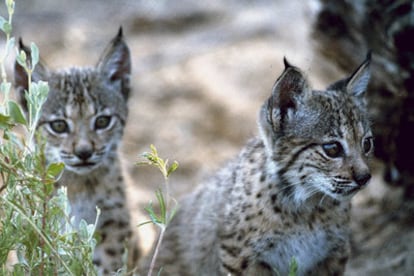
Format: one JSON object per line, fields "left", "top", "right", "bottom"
{"left": 322, "top": 142, "right": 344, "bottom": 158}
{"left": 94, "top": 115, "right": 112, "bottom": 130}
{"left": 362, "top": 137, "right": 373, "bottom": 154}
{"left": 49, "top": 120, "right": 69, "bottom": 134}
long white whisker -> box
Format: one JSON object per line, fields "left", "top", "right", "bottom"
{"left": 319, "top": 193, "right": 328, "bottom": 206}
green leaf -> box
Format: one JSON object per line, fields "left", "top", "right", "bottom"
{"left": 155, "top": 189, "right": 167, "bottom": 223}
{"left": 46, "top": 162, "right": 65, "bottom": 179}
{"left": 30, "top": 43, "right": 39, "bottom": 68}
{"left": 5, "top": 37, "right": 14, "bottom": 56}
{"left": 36, "top": 81, "right": 49, "bottom": 99}
{"left": 6, "top": 0, "right": 15, "bottom": 15}
{"left": 0, "top": 113, "right": 12, "bottom": 129}
{"left": 137, "top": 220, "right": 153, "bottom": 227}
{"left": 86, "top": 224, "right": 96, "bottom": 241}
{"left": 8, "top": 101, "right": 27, "bottom": 125}
{"left": 167, "top": 198, "right": 178, "bottom": 223}
{"left": 0, "top": 16, "right": 6, "bottom": 32}
{"left": 150, "top": 144, "right": 157, "bottom": 155}
{"left": 167, "top": 161, "right": 179, "bottom": 177}
{"left": 16, "top": 50, "right": 27, "bottom": 68}
{"left": 2, "top": 22, "right": 11, "bottom": 35}
{"left": 288, "top": 257, "right": 298, "bottom": 276}
{"left": 0, "top": 81, "right": 11, "bottom": 94}
{"left": 78, "top": 220, "right": 88, "bottom": 240}
{"left": 144, "top": 202, "right": 161, "bottom": 225}
{"left": 3, "top": 128, "right": 10, "bottom": 139}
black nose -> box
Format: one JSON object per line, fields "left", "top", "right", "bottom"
{"left": 75, "top": 148, "right": 93, "bottom": 161}
{"left": 354, "top": 172, "right": 371, "bottom": 187}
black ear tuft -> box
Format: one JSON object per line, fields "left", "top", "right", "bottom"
{"left": 271, "top": 60, "right": 309, "bottom": 114}
{"left": 18, "top": 37, "right": 28, "bottom": 52}
{"left": 262, "top": 58, "right": 310, "bottom": 134}
{"left": 117, "top": 26, "right": 123, "bottom": 38}
{"left": 283, "top": 56, "right": 294, "bottom": 69}
{"left": 259, "top": 58, "right": 310, "bottom": 152}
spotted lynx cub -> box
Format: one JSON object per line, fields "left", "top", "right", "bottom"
{"left": 14, "top": 28, "right": 139, "bottom": 274}
{"left": 145, "top": 55, "right": 373, "bottom": 275}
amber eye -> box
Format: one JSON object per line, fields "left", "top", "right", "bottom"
{"left": 322, "top": 142, "right": 344, "bottom": 158}
{"left": 94, "top": 115, "right": 111, "bottom": 130}
{"left": 362, "top": 137, "right": 373, "bottom": 154}
{"left": 49, "top": 120, "right": 69, "bottom": 134}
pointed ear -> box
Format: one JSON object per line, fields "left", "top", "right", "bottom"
{"left": 346, "top": 52, "right": 371, "bottom": 97}
{"left": 266, "top": 58, "right": 310, "bottom": 129}
{"left": 97, "top": 27, "right": 131, "bottom": 100}
{"left": 273, "top": 58, "right": 309, "bottom": 113}
{"left": 14, "top": 38, "right": 49, "bottom": 110}
{"left": 259, "top": 58, "right": 310, "bottom": 148}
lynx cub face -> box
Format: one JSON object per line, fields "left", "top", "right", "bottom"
{"left": 14, "top": 29, "right": 139, "bottom": 275}
{"left": 143, "top": 55, "right": 372, "bottom": 276}
{"left": 38, "top": 68, "right": 128, "bottom": 175}
{"left": 15, "top": 30, "right": 130, "bottom": 175}
{"left": 258, "top": 57, "right": 373, "bottom": 206}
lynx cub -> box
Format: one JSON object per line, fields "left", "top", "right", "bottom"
{"left": 145, "top": 55, "right": 373, "bottom": 275}
{"left": 14, "top": 28, "right": 139, "bottom": 274}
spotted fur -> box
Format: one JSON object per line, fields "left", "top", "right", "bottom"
{"left": 14, "top": 28, "right": 139, "bottom": 275}
{"left": 143, "top": 55, "right": 373, "bottom": 275}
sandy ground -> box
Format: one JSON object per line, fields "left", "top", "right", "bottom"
{"left": 7, "top": 0, "right": 414, "bottom": 275}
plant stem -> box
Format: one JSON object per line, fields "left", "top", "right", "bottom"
{"left": 164, "top": 178, "right": 170, "bottom": 223}
{"left": 0, "top": 0, "right": 13, "bottom": 106}
{"left": 148, "top": 180, "right": 170, "bottom": 276}
{"left": 26, "top": 69, "right": 35, "bottom": 151}
{"left": 2, "top": 197, "right": 74, "bottom": 276}
{"left": 39, "top": 182, "right": 48, "bottom": 276}
{"left": 147, "top": 226, "right": 166, "bottom": 276}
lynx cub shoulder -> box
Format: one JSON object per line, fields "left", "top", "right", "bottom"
{"left": 145, "top": 55, "right": 373, "bottom": 275}
{"left": 14, "top": 28, "right": 139, "bottom": 274}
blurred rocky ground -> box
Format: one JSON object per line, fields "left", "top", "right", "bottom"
{"left": 7, "top": 0, "right": 413, "bottom": 274}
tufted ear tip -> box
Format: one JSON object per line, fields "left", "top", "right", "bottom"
{"left": 116, "top": 26, "right": 123, "bottom": 39}
{"left": 18, "top": 37, "right": 25, "bottom": 50}
{"left": 283, "top": 56, "right": 294, "bottom": 69}
{"left": 259, "top": 59, "right": 310, "bottom": 135}
{"left": 272, "top": 59, "right": 309, "bottom": 111}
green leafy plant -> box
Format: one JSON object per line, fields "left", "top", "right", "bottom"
{"left": 0, "top": 0, "right": 98, "bottom": 274}
{"left": 270, "top": 257, "right": 298, "bottom": 276}
{"left": 288, "top": 257, "right": 298, "bottom": 276}
{"left": 137, "top": 144, "right": 179, "bottom": 276}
